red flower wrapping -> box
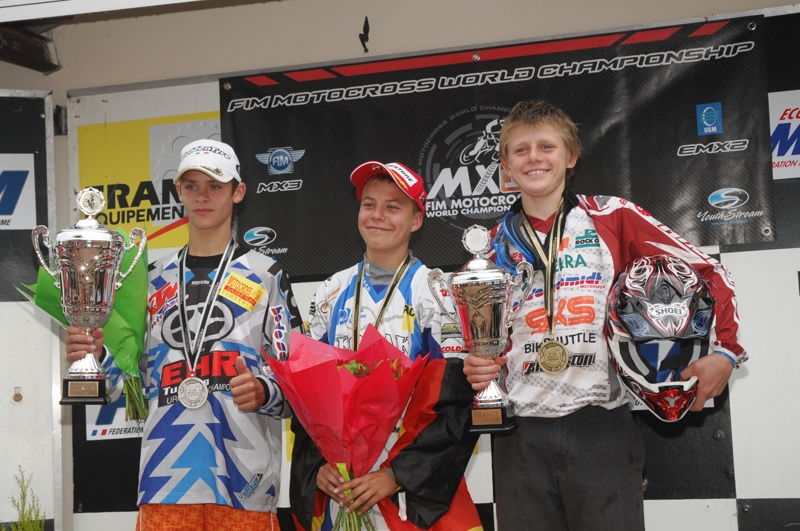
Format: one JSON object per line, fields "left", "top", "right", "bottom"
{"left": 268, "top": 325, "right": 427, "bottom": 477}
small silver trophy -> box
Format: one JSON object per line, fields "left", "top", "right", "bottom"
{"left": 429, "top": 225, "right": 533, "bottom": 435}
{"left": 32, "top": 187, "right": 147, "bottom": 404}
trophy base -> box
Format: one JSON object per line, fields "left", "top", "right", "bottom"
{"left": 469, "top": 404, "right": 518, "bottom": 435}
{"left": 60, "top": 378, "right": 110, "bottom": 405}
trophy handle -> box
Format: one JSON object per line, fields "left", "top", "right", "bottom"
{"left": 505, "top": 261, "right": 534, "bottom": 325}
{"left": 115, "top": 227, "right": 147, "bottom": 289}
{"left": 32, "top": 225, "right": 61, "bottom": 289}
{"left": 427, "top": 268, "right": 459, "bottom": 322}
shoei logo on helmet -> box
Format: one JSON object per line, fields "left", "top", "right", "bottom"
{"left": 648, "top": 304, "right": 689, "bottom": 318}
{"left": 708, "top": 187, "right": 749, "bottom": 210}
{"left": 607, "top": 255, "right": 715, "bottom": 422}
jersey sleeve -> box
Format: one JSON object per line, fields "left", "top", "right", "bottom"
{"left": 584, "top": 195, "right": 747, "bottom": 364}
{"left": 259, "top": 260, "right": 303, "bottom": 417}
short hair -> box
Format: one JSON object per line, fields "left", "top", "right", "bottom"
{"left": 499, "top": 100, "right": 582, "bottom": 183}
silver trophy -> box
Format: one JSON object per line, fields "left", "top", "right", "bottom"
{"left": 32, "top": 187, "right": 147, "bottom": 404}
{"left": 429, "top": 225, "right": 533, "bottom": 434}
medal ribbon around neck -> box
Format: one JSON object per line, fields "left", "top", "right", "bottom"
{"left": 351, "top": 254, "right": 412, "bottom": 351}
{"left": 521, "top": 199, "right": 572, "bottom": 374}
{"left": 177, "top": 239, "right": 236, "bottom": 376}
{"left": 521, "top": 198, "right": 566, "bottom": 341}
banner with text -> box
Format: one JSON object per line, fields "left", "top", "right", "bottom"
{"left": 221, "top": 16, "right": 774, "bottom": 280}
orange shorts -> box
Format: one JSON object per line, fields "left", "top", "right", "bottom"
{"left": 136, "top": 503, "right": 280, "bottom": 531}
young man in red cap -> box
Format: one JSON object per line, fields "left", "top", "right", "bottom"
{"left": 290, "top": 161, "right": 483, "bottom": 531}
{"left": 66, "top": 139, "right": 303, "bottom": 530}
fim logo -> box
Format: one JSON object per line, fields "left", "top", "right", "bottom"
{"left": 696, "top": 102, "right": 723, "bottom": 136}
{"left": 255, "top": 146, "right": 305, "bottom": 175}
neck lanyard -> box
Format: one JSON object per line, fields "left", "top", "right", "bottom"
{"left": 177, "top": 239, "right": 235, "bottom": 376}
{"left": 521, "top": 198, "right": 565, "bottom": 340}
{"left": 351, "top": 255, "right": 412, "bottom": 351}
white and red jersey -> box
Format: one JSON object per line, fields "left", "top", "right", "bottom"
{"left": 488, "top": 194, "right": 746, "bottom": 418}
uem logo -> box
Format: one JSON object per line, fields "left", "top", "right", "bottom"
{"left": 244, "top": 226, "right": 277, "bottom": 247}
{"left": 708, "top": 188, "right": 749, "bottom": 210}
{"left": 0, "top": 170, "right": 28, "bottom": 215}
{"left": 696, "top": 102, "right": 723, "bottom": 136}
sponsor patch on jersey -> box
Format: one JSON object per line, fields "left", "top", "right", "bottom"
{"left": 219, "top": 273, "right": 265, "bottom": 312}
{"left": 238, "top": 473, "right": 263, "bottom": 499}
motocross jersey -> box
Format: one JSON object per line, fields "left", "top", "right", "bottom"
{"left": 297, "top": 254, "right": 472, "bottom": 531}
{"left": 489, "top": 193, "right": 746, "bottom": 418}
{"left": 103, "top": 247, "right": 302, "bottom": 512}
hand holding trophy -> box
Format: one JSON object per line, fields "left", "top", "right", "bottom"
{"left": 32, "top": 187, "right": 146, "bottom": 404}
{"left": 428, "top": 225, "right": 533, "bottom": 435}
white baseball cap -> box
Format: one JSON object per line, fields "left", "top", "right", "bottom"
{"left": 175, "top": 139, "right": 241, "bottom": 183}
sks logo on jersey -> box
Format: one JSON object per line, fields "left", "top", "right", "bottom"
{"left": 270, "top": 306, "right": 289, "bottom": 360}
{"left": 574, "top": 229, "right": 600, "bottom": 248}
{"left": 149, "top": 282, "right": 179, "bottom": 328}
{"left": 524, "top": 296, "right": 596, "bottom": 334}
{"left": 159, "top": 351, "right": 239, "bottom": 407}
{"left": 677, "top": 139, "right": 748, "bottom": 156}
{"left": 415, "top": 106, "right": 519, "bottom": 221}
{"left": 696, "top": 102, "right": 723, "bottom": 136}
{"left": 255, "top": 146, "right": 305, "bottom": 175}
{"left": 238, "top": 474, "right": 263, "bottom": 500}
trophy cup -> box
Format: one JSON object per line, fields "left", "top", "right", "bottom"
{"left": 32, "top": 187, "right": 147, "bottom": 404}
{"left": 429, "top": 225, "right": 533, "bottom": 435}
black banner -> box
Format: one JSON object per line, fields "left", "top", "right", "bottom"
{"left": 221, "top": 15, "right": 773, "bottom": 281}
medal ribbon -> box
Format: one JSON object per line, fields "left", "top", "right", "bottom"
{"left": 521, "top": 198, "right": 565, "bottom": 341}
{"left": 351, "top": 255, "right": 412, "bottom": 351}
{"left": 177, "top": 239, "right": 235, "bottom": 376}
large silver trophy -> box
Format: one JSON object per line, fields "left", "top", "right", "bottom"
{"left": 429, "top": 225, "right": 533, "bottom": 435}
{"left": 32, "top": 188, "right": 147, "bottom": 404}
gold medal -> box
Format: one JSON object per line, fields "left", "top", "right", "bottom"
{"left": 538, "top": 339, "right": 570, "bottom": 374}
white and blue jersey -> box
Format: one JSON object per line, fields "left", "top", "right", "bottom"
{"left": 103, "top": 247, "right": 302, "bottom": 513}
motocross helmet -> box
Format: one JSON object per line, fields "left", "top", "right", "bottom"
{"left": 607, "top": 255, "right": 715, "bottom": 421}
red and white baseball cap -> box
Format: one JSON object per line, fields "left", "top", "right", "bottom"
{"left": 175, "top": 139, "right": 241, "bottom": 184}
{"left": 350, "top": 161, "right": 427, "bottom": 214}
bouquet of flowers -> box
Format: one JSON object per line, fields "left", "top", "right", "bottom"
{"left": 15, "top": 228, "right": 149, "bottom": 421}
{"left": 268, "top": 325, "right": 427, "bottom": 530}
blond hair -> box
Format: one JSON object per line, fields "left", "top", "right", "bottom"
{"left": 499, "top": 100, "right": 582, "bottom": 183}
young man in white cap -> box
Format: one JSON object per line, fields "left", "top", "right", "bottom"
{"left": 290, "top": 161, "right": 484, "bottom": 531}
{"left": 66, "top": 139, "right": 303, "bottom": 530}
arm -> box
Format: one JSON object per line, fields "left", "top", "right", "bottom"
{"left": 256, "top": 261, "right": 304, "bottom": 417}
{"left": 586, "top": 196, "right": 746, "bottom": 407}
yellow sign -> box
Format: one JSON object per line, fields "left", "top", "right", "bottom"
{"left": 77, "top": 112, "right": 220, "bottom": 249}
{"left": 219, "top": 272, "right": 266, "bottom": 312}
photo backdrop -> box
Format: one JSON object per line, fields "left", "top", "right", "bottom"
{"left": 221, "top": 14, "right": 774, "bottom": 282}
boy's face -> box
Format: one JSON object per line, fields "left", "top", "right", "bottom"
{"left": 501, "top": 123, "right": 577, "bottom": 204}
{"left": 358, "top": 178, "right": 423, "bottom": 260}
{"left": 176, "top": 170, "right": 245, "bottom": 233}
